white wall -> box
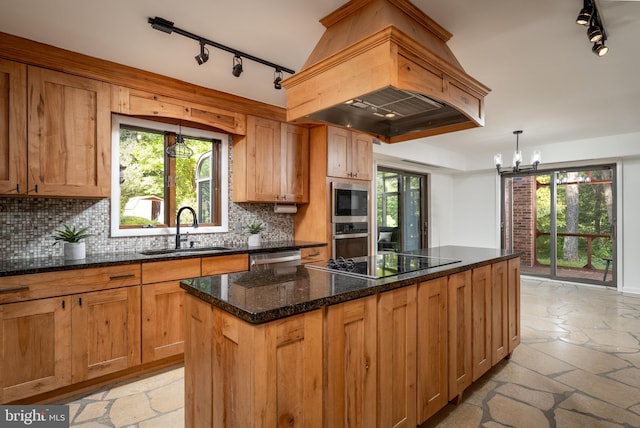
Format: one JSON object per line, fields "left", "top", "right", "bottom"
{"left": 620, "top": 158, "right": 640, "bottom": 294}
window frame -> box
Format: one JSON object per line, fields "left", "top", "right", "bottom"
{"left": 110, "top": 114, "right": 229, "bottom": 237}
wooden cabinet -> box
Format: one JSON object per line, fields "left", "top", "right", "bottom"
{"left": 508, "top": 258, "right": 521, "bottom": 353}
{"left": 471, "top": 265, "right": 492, "bottom": 381}
{"left": 326, "top": 126, "right": 373, "bottom": 181}
{"left": 300, "top": 246, "right": 328, "bottom": 264}
{"left": 447, "top": 270, "right": 472, "bottom": 402}
{"left": 233, "top": 115, "right": 309, "bottom": 203}
{"left": 0, "top": 59, "right": 27, "bottom": 195}
{"left": 378, "top": 285, "right": 417, "bottom": 428}
{"left": 491, "top": 261, "right": 509, "bottom": 365}
{"left": 201, "top": 254, "right": 248, "bottom": 276}
{"left": 325, "top": 295, "right": 377, "bottom": 428}
{"left": 142, "top": 281, "right": 185, "bottom": 363}
{"left": 185, "top": 296, "right": 325, "bottom": 427}
{"left": 416, "top": 277, "right": 448, "bottom": 423}
{"left": 71, "top": 287, "right": 141, "bottom": 382}
{"left": 0, "top": 296, "right": 71, "bottom": 403}
{"left": 27, "top": 66, "right": 111, "bottom": 197}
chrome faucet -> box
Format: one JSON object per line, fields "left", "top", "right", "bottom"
{"left": 176, "top": 206, "right": 198, "bottom": 249}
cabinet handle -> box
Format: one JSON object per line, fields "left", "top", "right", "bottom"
{"left": 308, "top": 252, "right": 320, "bottom": 257}
{"left": 62, "top": 300, "right": 65, "bottom": 309}
{"left": 353, "top": 172, "right": 358, "bottom": 178}
{"left": 34, "top": 184, "right": 38, "bottom": 192}
{"left": 283, "top": 195, "right": 287, "bottom": 201}
{"left": 16, "top": 183, "right": 20, "bottom": 193}
{"left": 0, "top": 286, "right": 30, "bottom": 294}
{"left": 79, "top": 297, "right": 82, "bottom": 306}
{"left": 109, "top": 274, "right": 136, "bottom": 280}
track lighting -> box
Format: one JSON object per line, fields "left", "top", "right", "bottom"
{"left": 148, "top": 17, "right": 294, "bottom": 88}
{"left": 494, "top": 130, "right": 541, "bottom": 174}
{"left": 232, "top": 55, "right": 243, "bottom": 77}
{"left": 575, "top": 1, "right": 609, "bottom": 57}
{"left": 195, "top": 42, "right": 209, "bottom": 65}
{"left": 273, "top": 69, "right": 283, "bottom": 90}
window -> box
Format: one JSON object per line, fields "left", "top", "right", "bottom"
{"left": 111, "top": 115, "right": 228, "bottom": 237}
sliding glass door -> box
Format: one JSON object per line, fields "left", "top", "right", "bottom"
{"left": 377, "top": 168, "right": 428, "bottom": 253}
{"left": 502, "top": 165, "right": 616, "bottom": 286}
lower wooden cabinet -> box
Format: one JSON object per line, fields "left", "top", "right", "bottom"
{"left": 378, "top": 285, "right": 417, "bottom": 428}
{"left": 417, "top": 277, "right": 448, "bottom": 423}
{"left": 142, "top": 281, "right": 185, "bottom": 363}
{"left": 491, "top": 261, "right": 509, "bottom": 365}
{"left": 185, "top": 297, "right": 324, "bottom": 428}
{"left": 508, "top": 258, "right": 521, "bottom": 352}
{"left": 472, "top": 265, "right": 492, "bottom": 381}
{"left": 448, "top": 270, "right": 472, "bottom": 402}
{"left": 71, "top": 287, "right": 141, "bottom": 382}
{"left": 0, "top": 296, "right": 71, "bottom": 403}
{"left": 325, "top": 295, "right": 377, "bottom": 428}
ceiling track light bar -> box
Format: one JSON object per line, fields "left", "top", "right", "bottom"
{"left": 148, "top": 16, "right": 295, "bottom": 75}
{"left": 575, "top": 0, "right": 609, "bottom": 56}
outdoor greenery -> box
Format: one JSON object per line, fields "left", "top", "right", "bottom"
{"left": 535, "top": 169, "right": 613, "bottom": 269}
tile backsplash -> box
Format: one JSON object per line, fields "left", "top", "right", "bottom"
{"left": 0, "top": 197, "right": 294, "bottom": 260}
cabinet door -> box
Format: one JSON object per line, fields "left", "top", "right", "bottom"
{"left": 0, "top": 297, "right": 71, "bottom": 403}
{"left": 472, "top": 265, "right": 492, "bottom": 381}
{"left": 508, "top": 257, "right": 521, "bottom": 353}
{"left": 27, "top": 66, "right": 110, "bottom": 197}
{"left": 448, "top": 270, "right": 472, "bottom": 402}
{"left": 491, "top": 261, "right": 509, "bottom": 365}
{"left": 349, "top": 132, "right": 373, "bottom": 181}
{"left": 71, "top": 286, "right": 141, "bottom": 382}
{"left": 280, "top": 123, "right": 309, "bottom": 203}
{"left": 142, "top": 281, "right": 185, "bottom": 363}
{"left": 0, "top": 59, "right": 27, "bottom": 195}
{"left": 378, "top": 285, "right": 417, "bottom": 428}
{"left": 417, "top": 277, "right": 448, "bottom": 423}
{"left": 325, "top": 295, "right": 377, "bottom": 428}
{"left": 326, "top": 126, "right": 350, "bottom": 179}
{"left": 246, "top": 115, "right": 281, "bottom": 201}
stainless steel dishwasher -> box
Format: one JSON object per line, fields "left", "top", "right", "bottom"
{"left": 249, "top": 250, "right": 301, "bottom": 271}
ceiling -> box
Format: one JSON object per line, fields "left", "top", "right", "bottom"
{"left": 1, "top": 0, "right": 639, "bottom": 158}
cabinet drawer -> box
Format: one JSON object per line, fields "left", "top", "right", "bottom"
{"left": 0, "top": 264, "right": 141, "bottom": 304}
{"left": 301, "top": 247, "right": 327, "bottom": 263}
{"left": 142, "top": 258, "right": 201, "bottom": 284}
{"left": 201, "top": 254, "right": 248, "bottom": 276}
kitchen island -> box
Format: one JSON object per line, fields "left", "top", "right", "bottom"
{"left": 180, "top": 246, "right": 521, "bottom": 427}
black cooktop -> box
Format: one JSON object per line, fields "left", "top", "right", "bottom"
{"left": 305, "top": 253, "right": 461, "bottom": 279}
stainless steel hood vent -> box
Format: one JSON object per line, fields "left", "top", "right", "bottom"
{"left": 282, "top": 0, "right": 491, "bottom": 143}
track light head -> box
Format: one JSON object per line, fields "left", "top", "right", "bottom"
{"left": 195, "top": 42, "right": 209, "bottom": 65}
{"left": 273, "top": 69, "right": 283, "bottom": 90}
{"left": 576, "top": 0, "right": 592, "bottom": 25}
{"left": 587, "top": 24, "right": 603, "bottom": 43}
{"left": 592, "top": 41, "right": 609, "bottom": 56}
{"left": 232, "top": 55, "right": 243, "bottom": 77}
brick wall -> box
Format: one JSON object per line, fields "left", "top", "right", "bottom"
{"left": 512, "top": 176, "right": 536, "bottom": 267}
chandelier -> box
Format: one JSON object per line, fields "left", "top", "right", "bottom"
{"left": 494, "top": 130, "right": 541, "bottom": 174}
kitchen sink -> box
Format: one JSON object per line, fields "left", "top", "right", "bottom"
{"left": 139, "top": 246, "right": 231, "bottom": 256}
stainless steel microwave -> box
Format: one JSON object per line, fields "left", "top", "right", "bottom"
{"left": 332, "top": 182, "right": 369, "bottom": 223}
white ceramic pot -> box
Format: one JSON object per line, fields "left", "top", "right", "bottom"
{"left": 64, "top": 242, "right": 86, "bottom": 260}
{"left": 247, "top": 234, "right": 261, "bottom": 247}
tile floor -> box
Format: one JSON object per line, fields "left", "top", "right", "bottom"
{"left": 65, "top": 277, "right": 640, "bottom": 427}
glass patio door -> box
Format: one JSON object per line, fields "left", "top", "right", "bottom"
{"left": 502, "top": 165, "right": 616, "bottom": 286}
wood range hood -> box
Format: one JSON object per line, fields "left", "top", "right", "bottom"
{"left": 281, "top": 0, "right": 491, "bottom": 144}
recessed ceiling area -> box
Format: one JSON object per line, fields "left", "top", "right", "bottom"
{"left": 1, "top": 0, "right": 639, "bottom": 158}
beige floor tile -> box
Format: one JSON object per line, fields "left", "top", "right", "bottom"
{"left": 531, "top": 340, "right": 630, "bottom": 374}
{"left": 510, "top": 344, "right": 574, "bottom": 375}
{"left": 74, "top": 401, "right": 109, "bottom": 423}
{"left": 555, "top": 369, "right": 640, "bottom": 409}
{"left": 69, "top": 423, "right": 110, "bottom": 428}
{"left": 148, "top": 381, "right": 184, "bottom": 413}
{"left": 559, "top": 392, "right": 640, "bottom": 426}
{"left": 109, "top": 392, "right": 157, "bottom": 427}
{"left": 490, "top": 360, "right": 574, "bottom": 395}
{"left": 606, "top": 366, "right": 640, "bottom": 389}
{"left": 554, "top": 408, "right": 623, "bottom": 428}
{"left": 487, "top": 395, "right": 550, "bottom": 428}
{"left": 494, "top": 383, "right": 555, "bottom": 411}
{"left": 583, "top": 328, "right": 640, "bottom": 351}
{"left": 139, "top": 408, "right": 184, "bottom": 428}
{"left": 422, "top": 403, "right": 483, "bottom": 428}
{"left": 463, "top": 379, "right": 498, "bottom": 407}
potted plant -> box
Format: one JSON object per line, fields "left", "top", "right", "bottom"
{"left": 245, "top": 221, "right": 264, "bottom": 247}
{"left": 53, "top": 225, "right": 92, "bottom": 260}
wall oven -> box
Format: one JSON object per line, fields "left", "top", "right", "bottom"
{"left": 332, "top": 182, "right": 370, "bottom": 259}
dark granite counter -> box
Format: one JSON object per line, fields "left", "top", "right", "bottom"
{"left": 0, "top": 241, "right": 326, "bottom": 277}
{"left": 181, "top": 246, "right": 519, "bottom": 324}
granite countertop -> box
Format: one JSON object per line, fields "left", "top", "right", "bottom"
{"left": 0, "top": 241, "right": 326, "bottom": 277}
{"left": 181, "top": 245, "right": 520, "bottom": 324}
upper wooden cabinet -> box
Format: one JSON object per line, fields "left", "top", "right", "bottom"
{"left": 233, "top": 115, "right": 309, "bottom": 203}
{"left": 27, "top": 66, "right": 111, "bottom": 197}
{"left": 326, "top": 126, "right": 373, "bottom": 181}
{"left": 0, "top": 59, "right": 27, "bottom": 195}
